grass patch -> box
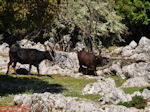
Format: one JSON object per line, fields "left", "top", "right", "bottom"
{"left": 0, "top": 95, "right": 14, "bottom": 105}
{"left": 102, "top": 74, "right": 126, "bottom": 87}
{"left": 123, "top": 87, "right": 149, "bottom": 94}
{"left": 64, "top": 91, "right": 101, "bottom": 102}
{"left": 118, "top": 95, "right": 147, "bottom": 109}
{"left": 0, "top": 73, "right": 96, "bottom": 105}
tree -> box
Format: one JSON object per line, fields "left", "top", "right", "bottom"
{"left": 50, "top": 0, "right": 127, "bottom": 51}
{"left": 115, "top": 0, "right": 150, "bottom": 43}
{"left": 0, "top": 0, "right": 59, "bottom": 45}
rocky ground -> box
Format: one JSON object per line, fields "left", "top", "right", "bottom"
{"left": 1, "top": 36, "right": 150, "bottom": 112}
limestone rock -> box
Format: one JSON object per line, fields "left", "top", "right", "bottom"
{"left": 82, "top": 78, "right": 132, "bottom": 104}
{"left": 14, "top": 93, "right": 103, "bottom": 112}
{"left": 142, "top": 89, "right": 150, "bottom": 100}
{"left": 103, "top": 105, "right": 140, "bottom": 112}
{"left": 129, "top": 40, "right": 137, "bottom": 49}
{"left": 0, "top": 43, "right": 9, "bottom": 54}
{"left": 82, "top": 78, "right": 116, "bottom": 95}
{"left": 121, "top": 77, "right": 150, "bottom": 88}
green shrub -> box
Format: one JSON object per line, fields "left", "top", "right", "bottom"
{"left": 115, "top": 0, "right": 150, "bottom": 43}
{"left": 118, "top": 95, "right": 147, "bottom": 109}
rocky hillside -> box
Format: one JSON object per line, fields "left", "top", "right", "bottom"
{"left": 1, "top": 37, "right": 150, "bottom": 112}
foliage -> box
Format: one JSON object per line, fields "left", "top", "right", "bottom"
{"left": 118, "top": 95, "right": 147, "bottom": 109}
{"left": 50, "top": 0, "right": 127, "bottom": 50}
{"left": 115, "top": 0, "right": 150, "bottom": 42}
{"left": 0, "top": 0, "right": 59, "bottom": 44}
{"left": 123, "top": 87, "right": 149, "bottom": 94}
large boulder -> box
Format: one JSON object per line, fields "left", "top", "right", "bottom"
{"left": 121, "top": 77, "right": 150, "bottom": 88}
{"left": 82, "top": 78, "right": 116, "bottom": 95}
{"left": 112, "top": 37, "right": 150, "bottom": 60}
{"left": 82, "top": 78, "right": 132, "bottom": 104}
{"left": 0, "top": 43, "right": 9, "bottom": 54}
{"left": 122, "top": 45, "right": 135, "bottom": 57}
{"left": 14, "top": 93, "right": 103, "bottom": 112}
{"left": 129, "top": 40, "right": 137, "bottom": 49}
{"left": 135, "top": 36, "right": 150, "bottom": 53}
{"left": 142, "top": 89, "right": 150, "bottom": 100}
{"left": 99, "top": 88, "right": 132, "bottom": 104}
{"left": 0, "top": 56, "right": 9, "bottom": 73}
{"left": 55, "top": 51, "right": 79, "bottom": 72}
{"left": 122, "top": 63, "right": 150, "bottom": 79}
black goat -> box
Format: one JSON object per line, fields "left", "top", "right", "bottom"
{"left": 6, "top": 46, "right": 55, "bottom": 75}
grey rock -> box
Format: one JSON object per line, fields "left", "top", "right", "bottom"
{"left": 134, "top": 36, "right": 150, "bottom": 54}
{"left": 0, "top": 43, "right": 9, "bottom": 54}
{"left": 55, "top": 51, "right": 79, "bottom": 71}
{"left": 103, "top": 105, "right": 139, "bottom": 112}
{"left": 122, "top": 63, "right": 150, "bottom": 79}
{"left": 82, "top": 78, "right": 116, "bottom": 95}
{"left": 82, "top": 78, "right": 132, "bottom": 104}
{"left": 121, "top": 77, "right": 150, "bottom": 88}
{"left": 129, "top": 41, "right": 137, "bottom": 49}
{"left": 138, "top": 36, "right": 150, "bottom": 49}
{"left": 122, "top": 46, "right": 135, "bottom": 57}
{"left": 111, "top": 47, "right": 123, "bottom": 55}
{"left": 14, "top": 93, "right": 103, "bottom": 112}
{"left": 142, "top": 89, "right": 150, "bottom": 100}
{"left": 99, "top": 88, "right": 132, "bottom": 104}
{"left": 131, "top": 53, "right": 148, "bottom": 61}
{"left": 97, "top": 61, "right": 125, "bottom": 79}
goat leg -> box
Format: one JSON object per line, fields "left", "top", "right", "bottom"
{"left": 28, "top": 64, "right": 32, "bottom": 75}
{"left": 36, "top": 65, "right": 40, "bottom": 75}
{"left": 12, "top": 62, "right": 17, "bottom": 75}
{"left": 6, "top": 61, "right": 12, "bottom": 74}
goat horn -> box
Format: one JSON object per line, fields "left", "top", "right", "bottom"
{"left": 47, "top": 44, "right": 55, "bottom": 61}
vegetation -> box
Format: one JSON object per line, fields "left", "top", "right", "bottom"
{"left": 64, "top": 91, "right": 101, "bottom": 102}
{"left": 123, "top": 87, "right": 148, "bottom": 94}
{"left": 118, "top": 95, "right": 147, "bottom": 109}
{"left": 0, "top": 0, "right": 59, "bottom": 45}
{"left": 51, "top": 0, "right": 127, "bottom": 50}
{"left": 0, "top": 0, "right": 128, "bottom": 49}
{"left": 115, "top": 0, "right": 150, "bottom": 43}
{"left": 0, "top": 73, "right": 97, "bottom": 105}
{"left": 0, "top": 0, "right": 149, "bottom": 48}
{"left": 102, "top": 74, "right": 126, "bottom": 87}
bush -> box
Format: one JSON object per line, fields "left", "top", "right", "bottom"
{"left": 118, "top": 95, "right": 147, "bottom": 109}
{"left": 115, "top": 0, "right": 150, "bottom": 43}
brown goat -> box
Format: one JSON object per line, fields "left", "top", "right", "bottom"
{"left": 77, "top": 50, "right": 107, "bottom": 76}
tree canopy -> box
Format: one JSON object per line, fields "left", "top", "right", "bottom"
{"left": 0, "top": 0, "right": 59, "bottom": 45}
{"left": 0, "top": 0, "right": 149, "bottom": 49}
{"left": 50, "top": 0, "right": 127, "bottom": 50}
{"left": 115, "top": 0, "right": 150, "bottom": 43}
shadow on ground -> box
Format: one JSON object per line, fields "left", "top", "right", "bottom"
{"left": 0, "top": 75, "right": 67, "bottom": 96}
